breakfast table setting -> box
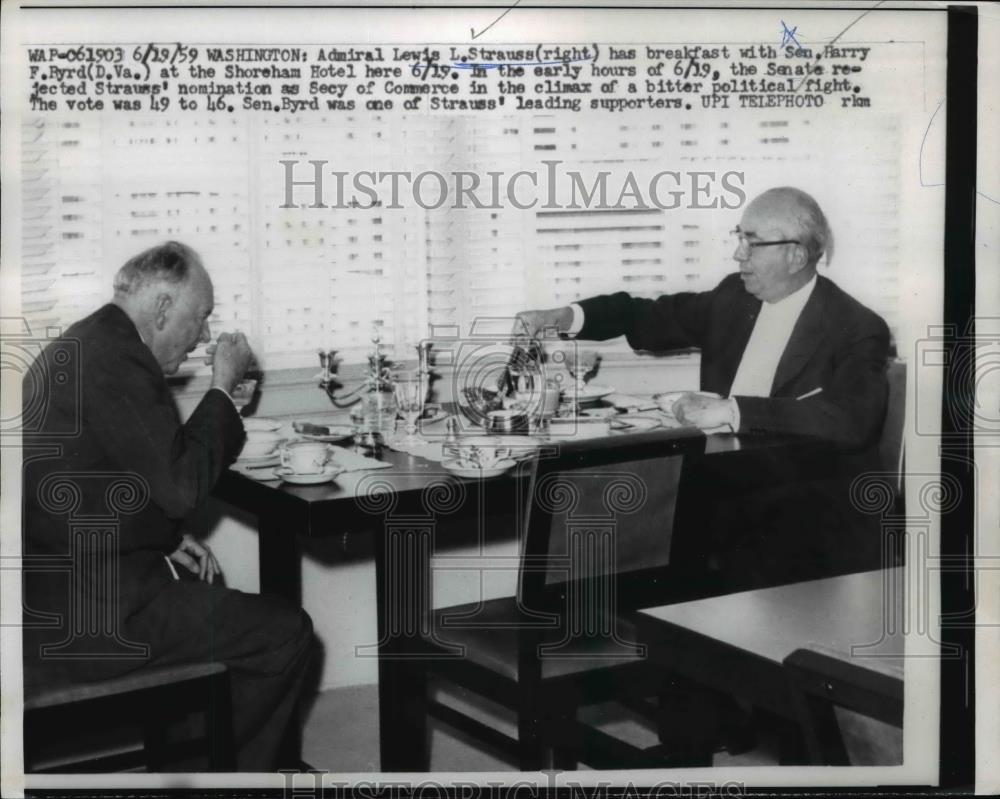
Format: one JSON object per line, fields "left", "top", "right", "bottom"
{"left": 229, "top": 338, "right": 733, "bottom": 488}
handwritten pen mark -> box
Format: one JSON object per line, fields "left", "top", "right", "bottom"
{"left": 918, "top": 100, "right": 945, "bottom": 190}
{"left": 470, "top": 0, "right": 523, "bottom": 40}
{"left": 788, "top": 0, "right": 887, "bottom": 94}
{"left": 919, "top": 99, "right": 999, "bottom": 206}
{"left": 780, "top": 21, "right": 801, "bottom": 49}
{"left": 828, "top": 0, "right": 886, "bottom": 48}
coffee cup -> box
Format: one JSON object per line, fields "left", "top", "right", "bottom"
{"left": 282, "top": 441, "right": 330, "bottom": 474}
{"left": 241, "top": 430, "right": 282, "bottom": 459}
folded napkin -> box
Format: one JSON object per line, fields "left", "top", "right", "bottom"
{"left": 229, "top": 461, "right": 282, "bottom": 482}
{"left": 327, "top": 445, "right": 393, "bottom": 472}
{"left": 386, "top": 439, "right": 447, "bottom": 463}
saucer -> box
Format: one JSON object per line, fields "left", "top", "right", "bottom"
{"left": 273, "top": 466, "right": 342, "bottom": 485}
{"left": 243, "top": 417, "right": 282, "bottom": 432}
{"left": 235, "top": 451, "right": 281, "bottom": 467}
{"left": 442, "top": 458, "right": 517, "bottom": 479}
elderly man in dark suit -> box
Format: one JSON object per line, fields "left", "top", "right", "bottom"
{"left": 517, "top": 187, "right": 891, "bottom": 585}
{"left": 517, "top": 186, "right": 892, "bottom": 763}
{"left": 23, "top": 242, "right": 314, "bottom": 771}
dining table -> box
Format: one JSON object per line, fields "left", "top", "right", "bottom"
{"left": 631, "top": 567, "right": 905, "bottom": 764}
{"left": 212, "top": 403, "right": 845, "bottom": 771}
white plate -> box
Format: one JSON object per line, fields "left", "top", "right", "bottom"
{"left": 235, "top": 451, "right": 281, "bottom": 466}
{"left": 273, "top": 466, "right": 342, "bottom": 485}
{"left": 243, "top": 417, "right": 282, "bottom": 432}
{"left": 442, "top": 458, "right": 518, "bottom": 479}
{"left": 610, "top": 415, "right": 662, "bottom": 431}
{"left": 563, "top": 384, "right": 615, "bottom": 401}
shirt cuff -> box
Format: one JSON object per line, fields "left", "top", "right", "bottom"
{"left": 728, "top": 397, "right": 741, "bottom": 432}
{"left": 210, "top": 386, "right": 239, "bottom": 413}
{"left": 566, "top": 303, "right": 585, "bottom": 337}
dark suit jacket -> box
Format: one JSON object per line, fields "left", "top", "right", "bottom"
{"left": 22, "top": 304, "right": 245, "bottom": 675}
{"left": 577, "top": 273, "right": 892, "bottom": 586}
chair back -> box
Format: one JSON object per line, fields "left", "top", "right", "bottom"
{"left": 879, "top": 359, "right": 907, "bottom": 501}
{"left": 784, "top": 646, "right": 903, "bottom": 765}
{"left": 518, "top": 428, "right": 704, "bottom": 614}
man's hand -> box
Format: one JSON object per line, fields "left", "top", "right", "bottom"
{"left": 673, "top": 393, "right": 736, "bottom": 430}
{"left": 169, "top": 534, "right": 222, "bottom": 583}
{"left": 512, "top": 307, "right": 574, "bottom": 343}
{"left": 209, "top": 331, "right": 254, "bottom": 395}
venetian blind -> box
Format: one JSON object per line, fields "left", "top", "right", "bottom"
{"left": 19, "top": 111, "right": 901, "bottom": 372}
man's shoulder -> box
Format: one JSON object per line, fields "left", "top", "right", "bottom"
{"left": 815, "top": 275, "right": 889, "bottom": 334}
{"left": 49, "top": 304, "right": 154, "bottom": 380}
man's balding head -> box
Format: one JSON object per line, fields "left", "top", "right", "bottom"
{"left": 752, "top": 187, "right": 834, "bottom": 267}
{"left": 113, "top": 242, "right": 214, "bottom": 374}
{"left": 733, "top": 188, "right": 832, "bottom": 303}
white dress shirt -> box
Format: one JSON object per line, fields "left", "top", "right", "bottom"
{"left": 729, "top": 274, "right": 817, "bottom": 397}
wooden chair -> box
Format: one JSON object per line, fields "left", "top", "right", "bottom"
{"left": 24, "top": 662, "right": 236, "bottom": 773}
{"left": 783, "top": 646, "right": 903, "bottom": 765}
{"left": 413, "top": 429, "right": 707, "bottom": 770}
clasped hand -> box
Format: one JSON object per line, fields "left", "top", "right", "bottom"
{"left": 169, "top": 533, "right": 222, "bottom": 583}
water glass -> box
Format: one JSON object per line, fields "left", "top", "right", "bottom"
{"left": 393, "top": 371, "right": 426, "bottom": 444}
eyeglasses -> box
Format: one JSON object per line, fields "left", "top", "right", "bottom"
{"left": 731, "top": 227, "right": 800, "bottom": 250}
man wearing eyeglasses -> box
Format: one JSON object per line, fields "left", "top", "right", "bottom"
{"left": 517, "top": 186, "right": 890, "bottom": 449}
{"left": 517, "top": 186, "right": 892, "bottom": 762}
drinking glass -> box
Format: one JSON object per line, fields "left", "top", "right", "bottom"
{"left": 567, "top": 350, "right": 599, "bottom": 387}
{"left": 393, "top": 371, "right": 426, "bottom": 444}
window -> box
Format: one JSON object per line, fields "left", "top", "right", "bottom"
{"left": 20, "top": 113, "right": 902, "bottom": 372}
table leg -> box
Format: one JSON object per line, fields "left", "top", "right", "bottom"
{"left": 375, "top": 521, "right": 434, "bottom": 771}
{"left": 257, "top": 510, "right": 304, "bottom": 767}
{"left": 258, "top": 511, "right": 302, "bottom": 605}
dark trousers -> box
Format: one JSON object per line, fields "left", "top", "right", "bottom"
{"left": 25, "top": 570, "right": 315, "bottom": 772}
